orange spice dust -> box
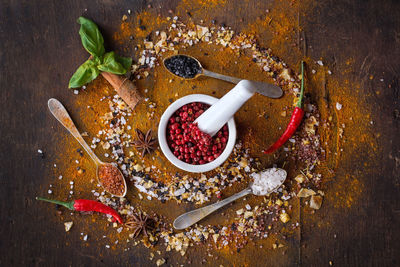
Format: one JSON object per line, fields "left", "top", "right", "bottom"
{"left": 43, "top": 0, "right": 380, "bottom": 264}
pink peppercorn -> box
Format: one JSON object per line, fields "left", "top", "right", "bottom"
{"left": 166, "top": 102, "right": 229, "bottom": 165}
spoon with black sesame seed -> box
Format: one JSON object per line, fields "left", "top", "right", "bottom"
{"left": 163, "top": 54, "right": 283, "bottom": 98}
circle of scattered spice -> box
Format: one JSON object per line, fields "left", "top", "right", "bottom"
{"left": 97, "top": 164, "right": 125, "bottom": 195}
{"left": 166, "top": 102, "right": 229, "bottom": 165}
{"left": 164, "top": 55, "right": 202, "bottom": 78}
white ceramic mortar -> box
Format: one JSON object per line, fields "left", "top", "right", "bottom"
{"left": 158, "top": 94, "right": 236, "bottom": 173}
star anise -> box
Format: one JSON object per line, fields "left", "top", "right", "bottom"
{"left": 133, "top": 128, "right": 157, "bottom": 157}
{"left": 125, "top": 211, "right": 155, "bottom": 238}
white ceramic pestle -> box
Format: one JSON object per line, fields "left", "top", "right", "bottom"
{"left": 195, "top": 80, "right": 256, "bottom": 136}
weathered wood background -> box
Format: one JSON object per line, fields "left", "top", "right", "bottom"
{"left": 0, "top": 0, "right": 399, "bottom": 266}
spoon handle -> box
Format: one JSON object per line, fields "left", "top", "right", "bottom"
{"left": 47, "top": 98, "right": 102, "bottom": 166}
{"left": 202, "top": 69, "right": 242, "bottom": 84}
{"left": 202, "top": 69, "right": 283, "bottom": 99}
{"left": 173, "top": 187, "right": 252, "bottom": 230}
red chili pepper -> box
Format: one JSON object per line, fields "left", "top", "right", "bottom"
{"left": 264, "top": 61, "right": 305, "bottom": 154}
{"left": 36, "top": 197, "right": 123, "bottom": 224}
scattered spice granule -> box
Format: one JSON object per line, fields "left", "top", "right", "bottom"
{"left": 47, "top": 8, "right": 342, "bottom": 260}
{"left": 156, "top": 258, "right": 166, "bottom": 266}
{"left": 64, "top": 221, "right": 73, "bottom": 232}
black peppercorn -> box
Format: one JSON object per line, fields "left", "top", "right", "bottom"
{"left": 164, "top": 55, "right": 201, "bottom": 78}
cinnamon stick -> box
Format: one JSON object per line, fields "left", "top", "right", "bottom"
{"left": 101, "top": 72, "right": 142, "bottom": 110}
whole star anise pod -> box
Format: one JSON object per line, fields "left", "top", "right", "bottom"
{"left": 133, "top": 128, "right": 157, "bottom": 157}
{"left": 125, "top": 211, "right": 155, "bottom": 238}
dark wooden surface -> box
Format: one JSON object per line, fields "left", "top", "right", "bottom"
{"left": 1, "top": 0, "right": 399, "bottom": 266}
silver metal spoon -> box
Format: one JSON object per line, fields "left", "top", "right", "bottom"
{"left": 173, "top": 168, "right": 287, "bottom": 230}
{"left": 163, "top": 54, "right": 283, "bottom": 98}
{"left": 48, "top": 98, "right": 127, "bottom": 197}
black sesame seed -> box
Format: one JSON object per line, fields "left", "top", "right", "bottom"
{"left": 145, "top": 33, "right": 152, "bottom": 41}
{"left": 164, "top": 55, "right": 201, "bottom": 78}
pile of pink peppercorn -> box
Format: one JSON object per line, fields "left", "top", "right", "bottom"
{"left": 166, "top": 102, "right": 229, "bottom": 165}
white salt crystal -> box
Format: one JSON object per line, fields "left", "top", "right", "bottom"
{"left": 174, "top": 188, "right": 186, "bottom": 196}
{"left": 336, "top": 102, "right": 342, "bottom": 110}
{"left": 250, "top": 168, "right": 287, "bottom": 195}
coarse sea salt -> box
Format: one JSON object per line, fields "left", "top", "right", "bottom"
{"left": 250, "top": 168, "right": 287, "bottom": 196}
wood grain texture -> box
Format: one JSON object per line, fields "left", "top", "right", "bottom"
{"left": 0, "top": 0, "right": 399, "bottom": 266}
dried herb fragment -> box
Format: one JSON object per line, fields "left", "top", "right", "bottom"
{"left": 125, "top": 211, "right": 155, "bottom": 238}
{"left": 133, "top": 129, "right": 157, "bottom": 157}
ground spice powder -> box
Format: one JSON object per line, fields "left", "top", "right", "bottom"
{"left": 44, "top": 0, "right": 380, "bottom": 264}
{"left": 97, "top": 164, "right": 125, "bottom": 196}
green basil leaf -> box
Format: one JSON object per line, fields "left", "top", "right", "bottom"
{"left": 77, "top": 17, "right": 105, "bottom": 57}
{"left": 114, "top": 54, "right": 132, "bottom": 71}
{"left": 97, "top": 51, "right": 132, "bottom": 75}
{"left": 68, "top": 59, "right": 100, "bottom": 88}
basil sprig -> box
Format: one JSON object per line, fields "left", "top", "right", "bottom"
{"left": 69, "top": 17, "right": 132, "bottom": 88}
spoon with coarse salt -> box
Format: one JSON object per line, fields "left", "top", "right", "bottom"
{"left": 48, "top": 98, "right": 127, "bottom": 197}
{"left": 173, "top": 168, "right": 287, "bottom": 230}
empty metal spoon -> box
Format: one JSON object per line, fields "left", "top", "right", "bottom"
{"left": 48, "top": 98, "right": 127, "bottom": 197}
{"left": 173, "top": 168, "right": 287, "bottom": 230}
{"left": 163, "top": 54, "right": 283, "bottom": 99}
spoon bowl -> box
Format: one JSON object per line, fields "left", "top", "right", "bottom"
{"left": 48, "top": 98, "right": 127, "bottom": 197}
{"left": 96, "top": 163, "right": 127, "bottom": 198}
{"left": 163, "top": 54, "right": 204, "bottom": 80}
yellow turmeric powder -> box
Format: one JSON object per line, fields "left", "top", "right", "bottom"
{"left": 45, "top": 0, "right": 379, "bottom": 261}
